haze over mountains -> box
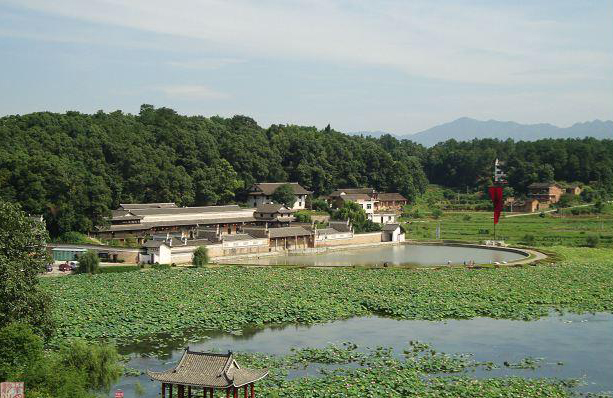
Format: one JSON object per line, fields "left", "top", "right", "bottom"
{"left": 351, "top": 118, "right": 613, "bottom": 147}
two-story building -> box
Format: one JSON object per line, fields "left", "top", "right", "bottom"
{"left": 253, "top": 203, "right": 295, "bottom": 227}
{"left": 247, "top": 183, "right": 312, "bottom": 210}
{"left": 527, "top": 183, "right": 564, "bottom": 204}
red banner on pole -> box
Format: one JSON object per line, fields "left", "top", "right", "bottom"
{"left": 488, "top": 186, "right": 503, "bottom": 224}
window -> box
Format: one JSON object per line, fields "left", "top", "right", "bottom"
{"left": 367, "top": 204, "right": 372, "bottom": 209}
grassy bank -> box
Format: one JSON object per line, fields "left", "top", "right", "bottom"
{"left": 41, "top": 247, "right": 613, "bottom": 346}
{"left": 402, "top": 209, "right": 613, "bottom": 247}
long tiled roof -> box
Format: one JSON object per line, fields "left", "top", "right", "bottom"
{"left": 130, "top": 205, "right": 245, "bottom": 216}
{"left": 377, "top": 193, "right": 407, "bottom": 201}
{"left": 255, "top": 203, "right": 294, "bottom": 214}
{"left": 268, "top": 226, "right": 313, "bottom": 238}
{"left": 329, "top": 188, "right": 375, "bottom": 197}
{"left": 147, "top": 349, "right": 268, "bottom": 388}
{"left": 328, "top": 221, "right": 352, "bottom": 232}
{"left": 249, "top": 182, "right": 311, "bottom": 195}
{"left": 97, "top": 216, "right": 256, "bottom": 232}
{"left": 339, "top": 193, "right": 372, "bottom": 201}
{"left": 120, "top": 203, "right": 177, "bottom": 210}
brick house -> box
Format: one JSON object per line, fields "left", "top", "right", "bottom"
{"left": 527, "top": 182, "right": 564, "bottom": 204}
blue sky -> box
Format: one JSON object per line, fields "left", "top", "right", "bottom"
{"left": 0, "top": 0, "right": 612, "bottom": 133}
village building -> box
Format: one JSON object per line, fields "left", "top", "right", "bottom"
{"left": 565, "top": 184, "right": 582, "bottom": 195}
{"left": 94, "top": 203, "right": 257, "bottom": 242}
{"left": 504, "top": 198, "right": 543, "bottom": 213}
{"left": 253, "top": 203, "right": 295, "bottom": 227}
{"left": 527, "top": 182, "right": 564, "bottom": 204}
{"left": 381, "top": 223, "right": 405, "bottom": 242}
{"left": 312, "top": 220, "right": 354, "bottom": 245}
{"left": 375, "top": 193, "right": 408, "bottom": 211}
{"left": 328, "top": 188, "right": 405, "bottom": 224}
{"left": 243, "top": 225, "right": 313, "bottom": 251}
{"left": 147, "top": 348, "right": 268, "bottom": 398}
{"left": 247, "top": 182, "right": 312, "bottom": 210}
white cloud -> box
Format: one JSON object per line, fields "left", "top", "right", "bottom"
{"left": 157, "top": 84, "right": 229, "bottom": 100}
{"left": 7, "top": 0, "right": 612, "bottom": 85}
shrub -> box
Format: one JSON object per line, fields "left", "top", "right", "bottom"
{"left": 411, "top": 209, "right": 422, "bottom": 219}
{"left": 462, "top": 214, "right": 472, "bottom": 221}
{"left": 0, "top": 322, "right": 44, "bottom": 381}
{"left": 311, "top": 198, "right": 330, "bottom": 212}
{"left": 56, "top": 231, "right": 90, "bottom": 244}
{"left": 152, "top": 263, "right": 171, "bottom": 270}
{"left": 192, "top": 246, "right": 209, "bottom": 267}
{"left": 522, "top": 234, "right": 536, "bottom": 245}
{"left": 431, "top": 208, "right": 443, "bottom": 219}
{"left": 294, "top": 211, "right": 312, "bottom": 223}
{"left": 77, "top": 250, "right": 100, "bottom": 274}
{"left": 539, "top": 212, "right": 546, "bottom": 218}
{"left": 586, "top": 235, "right": 600, "bottom": 248}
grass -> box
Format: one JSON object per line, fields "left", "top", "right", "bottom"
{"left": 401, "top": 207, "right": 613, "bottom": 247}
{"left": 40, "top": 247, "right": 613, "bottom": 347}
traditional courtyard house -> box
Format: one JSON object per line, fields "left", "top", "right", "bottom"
{"left": 375, "top": 193, "right": 408, "bottom": 211}
{"left": 119, "top": 202, "right": 177, "bottom": 210}
{"left": 243, "top": 225, "right": 314, "bottom": 251}
{"left": 94, "top": 204, "right": 256, "bottom": 242}
{"left": 253, "top": 203, "right": 295, "bottom": 227}
{"left": 327, "top": 188, "right": 377, "bottom": 204}
{"left": 247, "top": 182, "right": 312, "bottom": 210}
{"left": 381, "top": 223, "right": 405, "bottom": 242}
{"left": 527, "top": 182, "right": 564, "bottom": 204}
{"left": 147, "top": 348, "right": 268, "bottom": 398}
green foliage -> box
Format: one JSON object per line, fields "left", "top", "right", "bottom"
{"left": 0, "top": 200, "right": 53, "bottom": 337}
{"left": 294, "top": 211, "right": 312, "bottom": 223}
{"left": 271, "top": 183, "right": 297, "bottom": 207}
{"left": 59, "top": 339, "right": 122, "bottom": 391}
{"left": 98, "top": 265, "right": 140, "bottom": 274}
{"left": 522, "top": 234, "right": 536, "bottom": 245}
{"left": 0, "top": 323, "right": 121, "bottom": 398}
{"left": 311, "top": 198, "right": 330, "bottom": 212}
{"left": 56, "top": 231, "right": 92, "bottom": 244}
{"left": 585, "top": 235, "right": 600, "bottom": 248}
{"left": 0, "top": 107, "right": 429, "bottom": 237}
{"left": 333, "top": 201, "right": 381, "bottom": 233}
{"left": 192, "top": 246, "right": 209, "bottom": 267}
{"left": 40, "top": 247, "right": 613, "bottom": 346}
{"left": 431, "top": 208, "right": 443, "bottom": 219}
{"left": 78, "top": 250, "right": 100, "bottom": 274}
{"left": 0, "top": 322, "right": 44, "bottom": 381}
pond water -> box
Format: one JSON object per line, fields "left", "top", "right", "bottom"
{"left": 110, "top": 313, "right": 613, "bottom": 397}
{"left": 221, "top": 243, "right": 527, "bottom": 266}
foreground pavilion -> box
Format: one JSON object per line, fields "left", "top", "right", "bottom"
{"left": 147, "top": 348, "right": 268, "bottom": 398}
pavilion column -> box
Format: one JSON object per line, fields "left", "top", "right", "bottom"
{"left": 233, "top": 386, "right": 238, "bottom": 398}
{"left": 244, "top": 385, "right": 248, "bottom": 398}
{"left": 210, "top": 387, "right": 214, "bottom": 398}
{"left": 250, "top": 383, "right": 254, "bottom": 398}
{"left": 178, "top": 384, "right": 185, "bottom": 398}
{"left": 187, "top": 385, "right": 192, "bottom": 398}
{"left": 169, "top": 384, "right": 173, "bottom": 398}
{"left": 162, "top": 383, "right": 166, "bottom": 398}
{"left": 226, "top": 388, "right": 231, "bottom": 398}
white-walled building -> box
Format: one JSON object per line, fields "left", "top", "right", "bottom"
{"left": 247, "top": 182, "right": 312, "bottom": 210}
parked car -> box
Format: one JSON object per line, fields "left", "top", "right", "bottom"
{"left": 58, "top": 262, "right": 71, "bottom": 272}
{"left": 45, "top": 264, "right": 53, "bottom": 272}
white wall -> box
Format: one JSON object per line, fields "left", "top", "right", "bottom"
{"left": 249, "top": 194, "right": 307, "bottom": 210}
{"left": 371, "top": 214, "right": 397, "bottom": 224}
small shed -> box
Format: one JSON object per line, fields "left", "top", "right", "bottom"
{"left": 147, "top": 348, "right": 268, "bottom": 398}
{"left": 382, "top": 223, "right": 404, "bottom": 242}
{"left": 51, "top": 247, "right": 87, "bottom": 262}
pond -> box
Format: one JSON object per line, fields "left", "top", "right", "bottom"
{"left": 110, "top": 313, "right": 613, "bottom": 397}
{"left": 220, "top": 243, "right": 527, "bottom": 266}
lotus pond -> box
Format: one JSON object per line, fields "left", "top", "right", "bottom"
{"left": 111, "top": 313, "right": 613, "bottom": 397}
{"left": 218, "top": 243, "right": 527, "bottom": 266}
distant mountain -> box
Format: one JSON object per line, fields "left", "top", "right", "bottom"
{"left": 351, "top": 118, "right": 613, "bottom": 146}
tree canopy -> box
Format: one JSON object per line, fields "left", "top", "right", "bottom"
{"left": 272, "top": 183, "right": 297, "bottom": 207}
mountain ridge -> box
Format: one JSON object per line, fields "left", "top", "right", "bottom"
{"left": 350, "top": 118, "right": 613, "bottom": 146}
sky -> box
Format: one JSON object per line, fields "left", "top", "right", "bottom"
{"left": 0, "top": 0, "right": 612, "bottom": 134}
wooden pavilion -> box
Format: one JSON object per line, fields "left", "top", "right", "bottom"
{"left": 147, "top": 348, "right": 268, "bottom": 398}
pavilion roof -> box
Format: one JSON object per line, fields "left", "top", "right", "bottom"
{"left": 147, "top": 349, "right": 268, "bottom": 388}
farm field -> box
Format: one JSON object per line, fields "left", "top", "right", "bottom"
{"left": 402, "top": 207, "right": 613, "bottom": 247}
{"left": 40, "top": 247, "right": 613, "bottom": 348}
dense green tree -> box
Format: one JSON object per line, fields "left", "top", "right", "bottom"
{"left": 192, "top": 246, "right": 209, "bottom": 267}
{"left": 77, "top": 250, "right": 100, "bottom": 274}
{"left": 0, "top": 200, "right": 53, "bottom": 337}
{"left": 332, "top": 201, "right": 381, "bottom": 233}
{"left": 271, "top": 183, "right": 297, "bottom": 207}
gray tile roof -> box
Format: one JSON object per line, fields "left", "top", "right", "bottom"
{"left": 222, "top": 233, "right": 260, "bottom": 242}
{"left": 268, "top": 226, "right": 313, "bottom": 238}
{"left": 147, "top": 349, "right": 268, "bottom": 388}
{"left": 130, "top": 205, "right": 245, "bottom": 216}
{"left": 249, "top": 182, "right": 311, "bottom": 196}
{"left": 143, "top": 240, "right": 168, "bottom": 248}
{"left": 120, "top": 203, "right": 177, "bottom": 210}
{"left": 97, "top": 216, "right": 256, "bottom": 232}
{"left": 382, "top": 223, "right": 401, "bottom": 231}
{"left": 328, "top": 221, "right": 351, "bottom": 232}
{"left": 377, "top": 193, "right": 408, "bottom": 201}
{"left": 329, "top": 188, "right": 375, "bottom": 197}
{"left": 339, "top": 193, "right": 372, "bottom": 201}
{"left": 255, "top": 203, "right": 294, "bottom": 214}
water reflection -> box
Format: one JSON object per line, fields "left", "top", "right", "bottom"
{"left": 111, "top": 313, "right": 613, "bottom": 397}
{"left": 221, "top": 244, "right": 526, "bottom": 266}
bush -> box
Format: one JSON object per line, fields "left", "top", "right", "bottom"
{"left": 98, "top": 266, "right": 140, "bottom": 274}
{"left": 431, "top": 208, "right": 443, "bottom": 219}
{"left": 411, "top": 209, "right": 422, "bottom": 219}
{"left": 56, "top": 231, "right": 90, "bottom": 244}
{"left": 539, "top": 212, "right": 546, "bottom": 218}
{"left": 294, "top": 211, "right": 312, "bottom": 223}
{"left": 152, "top": 263, "right": 171, "bottom": 270}
{"left": 311, "top": 198, "right": 330, "bottom": 212}
{"left": 77, "top": 250, "right": 99, "bottom": 274}
{"left": 0, "top": 322, "right": 44, "bottom": 381}
{"left": 586, "top": 235, "right": 600, "bottom": 248}
{"left": 522, "top": 234, "right": 536, "bottom": 245}
{"left": 192, "top": 246, "right": 209, "bottom": 267}
{"left": 462, "top": 214, "right": 472, "bottom": 221}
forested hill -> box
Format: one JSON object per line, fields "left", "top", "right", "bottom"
{"left": 1, "top": 105, "right": 612, "bottom": 237}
